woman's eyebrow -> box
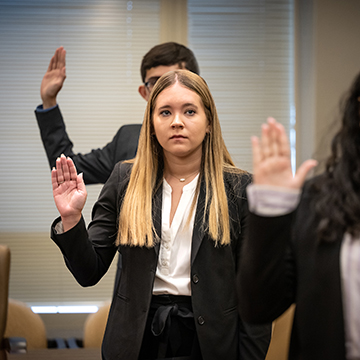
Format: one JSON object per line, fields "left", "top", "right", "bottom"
{"left": 182, "top": 102, "right": 198, "bottom": 108}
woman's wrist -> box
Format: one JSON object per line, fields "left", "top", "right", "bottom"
{"left": 61, "top": 213, "right": 82, "bottom": 232}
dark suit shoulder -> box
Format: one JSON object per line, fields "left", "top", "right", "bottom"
{"left": 224, "top": 169, "right": 252, "bottom": 197}
{"left": 114, "top": 124, "right": 142, "bottom": 140}
{"left": 115, "top": 160, "right": 134, "bottom": 177}
{"left": 118, "top": 123, "right": 142, "bottom": 131}
{"left": 109, "top": 124, "right": 142, "bottom": 165}
{"left": 108, "top": 161, "right": 134, "bottom": 194}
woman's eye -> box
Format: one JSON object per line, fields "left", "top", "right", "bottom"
{"left": 160, "top": 110, "right": 171, "bottom": 116}
{"left": 186, "top": 109, "right": 195, "bottom": 115}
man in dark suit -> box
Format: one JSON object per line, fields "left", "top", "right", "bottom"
{"left": 35, "top": 42, "right": 200, "bottom": 184}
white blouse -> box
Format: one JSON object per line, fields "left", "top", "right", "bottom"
{"left": 152, "top": 174, "right": 199, "bottom": 296}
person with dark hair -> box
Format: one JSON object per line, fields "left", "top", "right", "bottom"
{"left": 238, "top": 72, "right": 360, "bottom": 359}
{"left": 139, "top": 42, "right": 200, "bottom": 89}
{"left": 35, "top": 42, "right": 200, "bottom": 185}
{"left": 50, "top": 69, "right": 271, "bottom": 359}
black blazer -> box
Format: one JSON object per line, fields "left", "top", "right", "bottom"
{"left": 36, "top": 104, "right": 140, "bottom": 293}
{"left": 238, "top": 176, "right": 346, "bottom": 360}
{"left": 35, "top": 105, "right": 141, "bottom": 184}
{"left": 51, "top": 162, "right": 271, "bottom": 360}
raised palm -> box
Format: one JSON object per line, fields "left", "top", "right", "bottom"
{"left": 40, "top": 47, "right": 66, "bottom": 108}
{"left": 252, "top": 118, "right": 317, "bottom": 189}
{"left": 52, "top": 155, "right": 87, "bottom": 231}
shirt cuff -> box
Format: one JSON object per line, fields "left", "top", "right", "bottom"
{"left": 246, "top": 184, "right": 301, "bottom": 216}
{"left": 54, "top": 220, "right": 64, "bottom": 234}
{"left": 36, "top": 104, "right": 58, "bottom": 112}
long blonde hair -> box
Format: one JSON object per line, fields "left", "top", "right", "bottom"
{"left": 117, "top": 70, "right": 244, "bottom": 247}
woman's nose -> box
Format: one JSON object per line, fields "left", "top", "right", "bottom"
{"left": 171, "top": 114, "right": 184, "bottom": 128}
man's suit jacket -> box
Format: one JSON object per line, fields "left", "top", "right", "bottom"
{"left": 238, "top": 176, "right": 346, "bottom": 360}
{"left": 51, "top": 162, "right": 271, "bottom": 360}
{"left": 35, "top": 105, "right": 141, "bottom": 184}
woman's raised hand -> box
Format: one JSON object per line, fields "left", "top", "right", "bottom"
{"left": 252, "top": 117, "right": 317, "bottom": 189}
{"left": 51, "top": 155, "right": 87, "bottom": 231}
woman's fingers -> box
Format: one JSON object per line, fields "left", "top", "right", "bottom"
{"left": 76, "top": 172, "right": 86, "bottom": 195}
{"left": 272, "top": 119, "right": 290, "bottom": 158}
{"left": 54, "top": 154, "right": 78, "bottom": 185}
{"left": 253, "top": 117, "right": 292, "bottom": 185}
{"left": 267, "top": 117, "right": 279, "bottom": 157}
{"left": 55, "top": 156, "right": 65, "bottom": 184}
{"left": 260, "top": 118, "right": 282, "bottom": 159}
{"left": 68, "top": 157, "right": 77, "bottom": 181}
{"left": 51, "top": 168, "right": 59, "bottom": 191}
{"left": 253, "top": 117, "right": 317, "bottom": 189}
{"left": 264, "top": 117, "right": 292, "bottom": 158}
{"left": 61, "top": 155, "right": 71, "bottom": 182}
{"left": 261, "top": 123, "right": 271, "bottom": 158}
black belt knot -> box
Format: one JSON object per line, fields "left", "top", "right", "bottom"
{"left": 150, "top": 295, "right": 194, "bottom": 359}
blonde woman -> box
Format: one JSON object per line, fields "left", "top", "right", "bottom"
{"left": 51, "top": 70, "right": 271, "bottom": 360}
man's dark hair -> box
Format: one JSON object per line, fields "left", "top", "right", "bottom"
{"left": 140, "top": 42, "right": 200, "bottom": 82}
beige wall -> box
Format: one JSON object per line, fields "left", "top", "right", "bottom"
{"left": 160, "top": 0, "right": 188, "bottom": 45}
{"left": 296, "top": 0, "right": 360, "bottom": 167}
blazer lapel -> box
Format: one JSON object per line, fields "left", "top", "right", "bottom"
{"left": 152, "top": 182, "right": 163, "bottom": 257}
{"left": 191, "top": 178, "right": 206, "bottom": 264}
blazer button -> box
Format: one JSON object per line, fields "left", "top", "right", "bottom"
{"left": 192, "top": 274, "right": 199, "bottom": 284}
{"left": 197, "top": 316, "right": 205, "bottom": 325}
